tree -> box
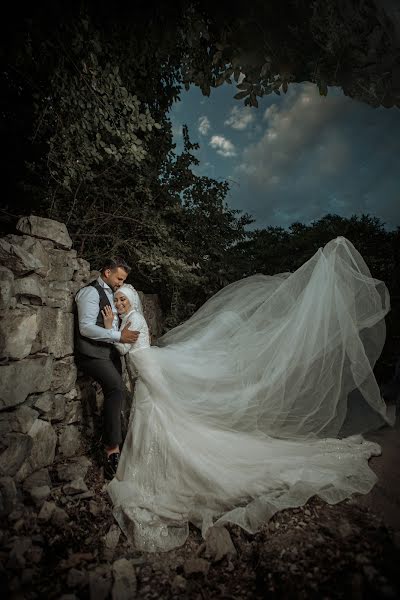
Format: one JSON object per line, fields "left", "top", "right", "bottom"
{"left": 0, "top": 13, "right": 252, "bottom": 327}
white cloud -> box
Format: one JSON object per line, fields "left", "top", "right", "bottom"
{"left": 228, "top": 83, "right": 400, "bottom": 230}
{"left": 209, "top": 135, "right": 237, "bottom": 157}
{"left": 198, "top": 116, "right": 211, "bottom": 135}
{"left": 224, "top": 106, "right": 255, "bottom": 130}
{"left": 237, "top": 84, "right": 349, "bottom": 189}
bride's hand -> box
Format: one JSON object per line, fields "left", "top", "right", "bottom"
{"left": 101, "top": 305, "right": 114, "bottom": 329}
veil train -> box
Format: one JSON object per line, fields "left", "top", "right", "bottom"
{"left": 108, "top": 237, "right": 394, "bottom": 552}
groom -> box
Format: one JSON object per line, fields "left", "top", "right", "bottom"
{"left": 74, "top": 256, "right": 140, "bottom": 478}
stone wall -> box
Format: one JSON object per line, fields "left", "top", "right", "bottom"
{"left": 0, "top": 215, "right": 163, "bottom": 517}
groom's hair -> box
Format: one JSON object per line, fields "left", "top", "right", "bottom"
{"left": 101, "top": 256, "right": 131, "bottom": 274}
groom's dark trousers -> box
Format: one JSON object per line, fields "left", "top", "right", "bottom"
{"left": 74, "top": 281, "right": 124, "bottom": 447}
{"left": 76, "top": 350, "right": 124, "bottom": 447}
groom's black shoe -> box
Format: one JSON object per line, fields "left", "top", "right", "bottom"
{"left": 104, "top": 452, "right": 120, "bottom": 480}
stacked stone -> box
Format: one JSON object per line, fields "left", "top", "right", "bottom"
{"left": 0, "top": 215, "right": 93, "bottom": 516}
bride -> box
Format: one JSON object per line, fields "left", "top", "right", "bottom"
{"left": 107, "top": 237, "right": 395, "bottom": 552}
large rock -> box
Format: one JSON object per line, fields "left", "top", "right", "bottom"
{"left": 0, "top": 405, "right": 39, "bottom": 435}
{"left": 73, "top": 258, "right": 91, "bottom": 283}
{"left": 0, "top": 266, "right": 14, "bottom": 309}
{"left": 204, "top": 526, "right": 237, "bottom": 562}
{"left": 31, "top": 392, "right": 65, "bottom": 422}
{"left": 15, "top": 419, "right": 57, "bottom": 481}
{"left": 58, "top": 425, "right": 83, "bottom": 457}
{"left": 29, "top": 485, "right": 51, "bottom": 506}
{"left": 0, "top": 307, "right": 39, "bottom": 360}
{"left": 6, "top": 235, "right": 51, "bottom": 278}
{"left": 0, "top": 356, "right": 54, "bottom": 410}
{"left": 46, "top": 280, "right": 81, "bottom": 312}
{"left": 47, "top": 248, "right": 79, "bottom": 282}
{"left": 0, "top": 433, "right": 33, "bottom": 476}
{"left": 57, "top": 456, "right": 91, "bottom": 482}
{"left": 13, "top": 274, "right": 46, "bottom": 305}
{"left": 52, "top": 356, "right": 77, "bottom": 393}
{"left": 23, "top": 468, "right": 52, "bottom": 490}
{"left": 102, "top": 524, "right": 120, "bottom": 561}
{"left": 0, "top": 238, "right": 44, "bottom": 275}
{"left": 0, "top": 476, "right": 18, "bottom": 516}
{"left": 112, "top": 558, "right": 137, "bottom": 600}
{"left": 16, "top": 215, "right": 73, "bottom": 250}
{"left": 31, "top": 307, "right": 74, "bottom": 358}
{"left": 63, "top": 477, "right": 88, "bottom": 496}
{"left": 89, "top": 565, "right": 112, "bottom": 600}
{"left": 65, "top": 401, "right": 83, "bottom": 424}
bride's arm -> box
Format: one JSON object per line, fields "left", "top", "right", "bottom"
{"left": 115, "top": 313, "right": 144, "bottom": 355}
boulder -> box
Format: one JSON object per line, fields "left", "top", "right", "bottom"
{"left": 6, "top": 235, "right": 51, "bottom": 278}
{"left": 102, "top": 524, "right": 120, "bottom": 561}
{"left": 0, "top": 238, "right": 44, "bottom": 275}
{"left": 29, "top": 485, "right": 51, "bottom": 506}
{"left": 89, "top": 565, "right": 112, "bottom": 600}
{"left": 58, "top": 425, "right": 83, "bottom": 457}
{"left": 46, "top": 280, "right": 81, "bottom": 312}
{"left": 0, "top": 356, "right": 54, "bottom": 409}
{"left": 38, "top": 500, "right": 56, "bottom": 522}
{"left": 15, "top": 419, "right": 57, "bottom": 481}
{"left": 112, "top": 558, "right": 137, "bottom": 600}
{"left": 52, "top": 506, "right": 69, "bottom": 525}
{"left": 0, "top": 433, "right": 33, "bottom": 476}
{"left": 0, "top": 476, "right": 18, "bottom": 516}
{"left": 52, "top": 395, "right": 67, "bottom": 421}
{"left": 0, "top": 405, "right": 39, "bottom": 435}
{"left": 204, "top": 526, "right": 237, "bottom": 562}
{"left": 16, "top": 215, "right": 73, "bottom": 250}
{"left": 23, "top": 468, "right": 52, "bottom": 491}
{"left": 31, "top": 307, "right": 74, "bottom": 358}
{"left": 32, "top": 392, "right": 66, "bottom": 422}
{"left": 0, "top": 266, "right": 14, "bottom": 309}
{"left": 73, "top": 258, "right": 91, "bottom": 283}
{"left": 183, "top": 558, "right": 210, "bottom": 576}
{"left": 13, "top": 274, "right": 46, "bottom": 305}
{"left": 52, "top": 356, "right": 77, "bottom": 393}
{"left": 57, "top": 456, "right": 91, "bottom": 482}
{"left": 65, "top": 401, "right": 83, "bottom": 424}
{"left": 0, "top": 307, "right": 39, "bottom": 360}
{"left": 46, "top": 248, "right": 79, "bottom": 282}
{"left": 63, "top": 477, "right": 88, "bottom": 496}
{"left": 32, "top": 392, "right": 54, "bottom": 417}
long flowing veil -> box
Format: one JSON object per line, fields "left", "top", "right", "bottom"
{"left": 152, "top": 236, "right": 393, "bottom": 438}
{"left": 109, "top": 237, "right": 395, "bottom": 552}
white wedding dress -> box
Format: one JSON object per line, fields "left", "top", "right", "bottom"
{"left": 108, "top": 237, "right": 395, "bottom": 552}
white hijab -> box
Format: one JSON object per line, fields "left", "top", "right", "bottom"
{"left": 115, "top": 284, "right": 143, "bottom": 316}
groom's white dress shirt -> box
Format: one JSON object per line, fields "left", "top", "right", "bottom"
{"left": 75, "top": 276, "right": 121, "bottom": 344}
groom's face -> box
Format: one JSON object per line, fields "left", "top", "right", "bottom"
{"left": 102, "top": 267, "right": 129, "bottom": 292}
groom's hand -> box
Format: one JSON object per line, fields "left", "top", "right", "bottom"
{"left": 120, "top": 323, "right": 140, "bottom": 344}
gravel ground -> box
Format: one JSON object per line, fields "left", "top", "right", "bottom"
{"left": 1, "top": 421, "right": 399, "bottom": 600}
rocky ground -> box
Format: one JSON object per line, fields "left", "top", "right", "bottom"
{"left": 1, "top": 427, "right": 400, "bottom": 600}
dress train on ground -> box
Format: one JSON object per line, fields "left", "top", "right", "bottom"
{"left": 108, "top": 237, "right": 394, "bottom": 552}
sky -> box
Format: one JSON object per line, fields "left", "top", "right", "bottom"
{"left": 169, "top": 82, "right": 400, "bottom": 231}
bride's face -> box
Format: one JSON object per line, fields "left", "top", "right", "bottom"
{"left": 114, "top": 292, "right": 132, "bottom": 315}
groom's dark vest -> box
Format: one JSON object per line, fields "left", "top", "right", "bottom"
{"left": 74, "top": 281, "right": 115, "bottom": 359}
